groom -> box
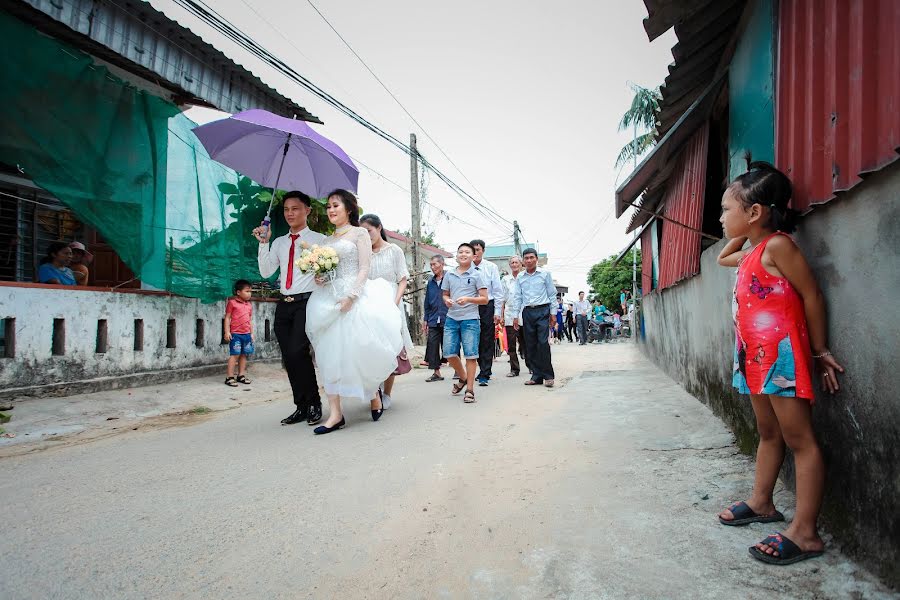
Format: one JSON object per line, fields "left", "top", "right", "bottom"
{"left": 253, "top": 191, "right": 327, "bottom": 425}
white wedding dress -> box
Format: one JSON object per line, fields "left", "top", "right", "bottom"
{"left": 306, "top": 226, "right": 403, "bottom": 401}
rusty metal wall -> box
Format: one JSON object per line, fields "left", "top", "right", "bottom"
{"left": 657, "top": 122, "right": 709, "bottom": 290}
{"left": 776, "top": 0, "right": 900, "bottom": 211}
{"left": 640, "top": 228, "right": 653, "bottom": 295}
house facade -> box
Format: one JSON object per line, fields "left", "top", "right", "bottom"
{"left": 615, "top": 0, "right": 899, "bottom": 585}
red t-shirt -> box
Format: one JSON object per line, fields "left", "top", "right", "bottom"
{"left": 225, "top": 298, "right": 252, "bottom": 334}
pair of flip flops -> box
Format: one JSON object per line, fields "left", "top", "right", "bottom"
{"left": 721, "top": 502, "right": 823, "bottom": 565}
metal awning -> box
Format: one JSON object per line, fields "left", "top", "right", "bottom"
{"left": 4, "top": 0, "right": 322, "bottom": 122}
{"left": 614, "top": 71, "right": 725, "bottom": 220}
{"left": 612, "top": 217, "right": 655, "bottom": 267}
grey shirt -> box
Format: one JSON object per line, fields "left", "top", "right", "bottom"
{"left": 441, "top": 266, "right": 487, "bottom": 321}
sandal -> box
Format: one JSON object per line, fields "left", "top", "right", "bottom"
{"left": 236, "top": 375, "right": 252, "bottom": 384}
{"left": 426, "top": 374, "right": 445, "bottom": 382}
{"left": 749, "top": 532, "right": 824, "bottom": 565}
{"left": 719, "top": 501, "right": 784, "bottom": 526}
{"left": 451, "top": 381, "right": 466, "bottom": 395}
{"left": 463, "top": 390, "right": 476, "bottom": 403}
{"left": 224, "top": 377, "right": 238, "bottom": 387}
{"left": 524, "top": 379, "right": 543, "bottom": 386}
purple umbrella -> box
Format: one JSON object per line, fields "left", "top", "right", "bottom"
{"left": 192, "top": 109, "right": 358, "bottom": 227}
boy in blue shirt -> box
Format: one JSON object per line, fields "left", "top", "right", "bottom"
{"left": 441, "top": 243, "right": 489, "bottom": 403}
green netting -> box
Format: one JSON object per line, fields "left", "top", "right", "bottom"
{"left": 0, "top": 10, "right": 333, "bottom": 302}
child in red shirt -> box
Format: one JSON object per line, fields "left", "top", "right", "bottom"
{"left": 224, "top": 280, "right": 254, "bottom": 387}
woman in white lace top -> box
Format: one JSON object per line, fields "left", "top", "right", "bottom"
{"left": 360, "top": 214, "right": 415, "bottom": 410}
{"left": 305, "top": 191, "right": 403, "bottom": 434}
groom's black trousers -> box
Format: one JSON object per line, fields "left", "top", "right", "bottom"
{"left": 274, "top": 295, "right": 321, "bottom": 410}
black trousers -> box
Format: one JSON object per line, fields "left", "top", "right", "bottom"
{"left": 476, "top": 299, "right": 495, "bottom": 379}
{"left": 522, "top": 305, "right": 555, "bottom": 382}
{"left": 274, "top": 298, "right": 321, "bottom": 410}
{"left": 425, "top": 323, "right": 444, "bottom": 370}
{"left": 576, "top": 314, "right": 588, "bottom": 344}
{"left": 505, "top": 325, "right": 521, "bottom": 374}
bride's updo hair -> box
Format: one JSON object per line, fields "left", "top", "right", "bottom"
{"left": 360, "top": 213, "right": 388, "bottom": 241}
{"left": 327, "top": 189, "right": 360, "bottom": 226}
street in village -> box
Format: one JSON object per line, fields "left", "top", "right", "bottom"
{"left": 0, "top": 342, "right": 893, "bottom": 600}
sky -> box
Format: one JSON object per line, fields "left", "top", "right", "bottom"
{"left": 153, "top": 0, "right": 677, "bottom": 298}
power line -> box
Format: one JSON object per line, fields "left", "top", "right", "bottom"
{"left": 304, "top": 0, "right": 506, "bottom": 218}
{"left": 169, "top": 0, "right": 513, "bottom": 233}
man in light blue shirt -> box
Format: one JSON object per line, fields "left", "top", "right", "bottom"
{"left": 509, "top": 248, "right": 557, "bottom": 387}
{"left": 471, "top": 239, "right": 504, "bottom": 386}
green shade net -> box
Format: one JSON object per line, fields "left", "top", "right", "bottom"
{"left": 0, "top": 9, "right": 313, "bottom": 302}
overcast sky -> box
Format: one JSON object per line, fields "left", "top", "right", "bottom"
{"left": 153, "top": 0, "right": 676, "bottom": 297}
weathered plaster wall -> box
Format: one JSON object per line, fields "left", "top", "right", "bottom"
{"left": 639, "top": 162, "right": 900, "bottom": 587}
{"left": 0, "top": 288, "right": 280, "bottom": 393}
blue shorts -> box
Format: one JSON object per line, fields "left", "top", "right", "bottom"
{"left": 442, "top": 317, "right": 480, "bottom": 359}
{"left": 228, "top": 333, "right": 254, "bottom": 356}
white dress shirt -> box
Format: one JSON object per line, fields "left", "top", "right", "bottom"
{"left": 258, "top": 226, "right": 327, "bottom": 294}
{"left": 473, "top": 258, "right": 503, "bottom": 317}
{"left": 501, "top": 273, "right": 523, "bottom": 326}
{"left": 573, "top": 299, "right": 591, "bottom": 317}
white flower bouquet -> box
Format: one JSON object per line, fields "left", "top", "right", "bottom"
{"left": 295, "top": 244, "right": 340, "bottom": 282}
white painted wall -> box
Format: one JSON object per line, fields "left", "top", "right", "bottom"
{"left": 0, "top": 286, "right": 280, "bottom": 388}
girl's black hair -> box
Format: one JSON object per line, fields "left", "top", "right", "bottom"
{"left": 40, "top": 240, "right": 70, "bottom": 265}
{"left": 326, "top": 189, "right": 360, "bottom": 226}
{"left": 359, "top": 213, "right": 388, "bottom": 241}
{"left": 730, "top": 161, "right": 800, "bottom": 233}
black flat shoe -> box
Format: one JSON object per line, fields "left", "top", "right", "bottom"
{"left": 314, "top": 417, "right": 345, "bottom": 435}
{"left": 281, "top": 408, "right": 306, "bottom": 425}
{"left": 307, "top": 405, "right": 322, "bottom": 426}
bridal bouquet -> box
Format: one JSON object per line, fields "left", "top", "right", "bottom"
{"left": 295, "top": 245, "right": 339, "bottom": 281}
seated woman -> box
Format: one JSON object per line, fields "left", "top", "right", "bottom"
{"left": 37, "top": 241, "right": 76, "bottom": 285}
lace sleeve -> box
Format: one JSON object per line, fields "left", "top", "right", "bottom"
{"left": 349, "top": 227, "right": 371, "bottom": 298}
{"left": 393, "top": 244, "right": 410, "bottom": 282}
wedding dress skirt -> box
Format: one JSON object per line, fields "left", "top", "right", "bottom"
{"left": 306, "top": 235, "right": 403, "bottom": 401}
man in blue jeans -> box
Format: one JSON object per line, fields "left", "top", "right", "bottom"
{"left": 441, "top": 243, "right": 489, "bottom": 403}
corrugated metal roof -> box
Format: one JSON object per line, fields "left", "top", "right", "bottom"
{"left": 775, "top": 0, "right": 900, "bottom": 212}
{"left": 614, "top": 0, "right": 745, "bottom": 228}
{"left": 656, "top": 121, "right": 708, "bottom": 290}
{"left": 3, "top": 0, "right": 321, "bottom": 122}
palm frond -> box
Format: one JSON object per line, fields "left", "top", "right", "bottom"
{"left": 617, "top": 84, "right": 662, "bottom": 133}
{"left": 615, "top": 132, "right": 657, "bottom": 169}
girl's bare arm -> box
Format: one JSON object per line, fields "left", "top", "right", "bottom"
{"left": 717, "top": 236, "right": 749, "bottom": 267}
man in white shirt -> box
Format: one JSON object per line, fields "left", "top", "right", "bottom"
{"left": 470, "top": 239, "right": 504, "bottom": 386}
{"left": 500, "top": 255, "right": 529, "bottom": 377}
{"left": 573, "top": 291, "right": 591, "bottom": 345}
{"left": 252, "top": 191, "right": 327, "bottom": 426}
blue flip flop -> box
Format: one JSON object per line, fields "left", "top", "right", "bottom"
{"left": 719, "top": 501, "right": 785, "bottom": 526}
{"left": 749, "top": 532, "right": 824, "bottom": 565}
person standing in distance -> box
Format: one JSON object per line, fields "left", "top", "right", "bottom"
{"left": 574, "top": 291, "right": 591, "bottom": 345}
{"left": 510, "top": 248, "right": 557, "bottom": 387}
{"left": 423, "top": 254, "right": 449, "bottom": 382}
{"left": 501, "top": 255, "right": 527, "bottom": 377}
{"left": 470, "top": 239, "right": 503, "bottom": 387}
{"left": 253, "top": 191, "right": 327, "bottom": 426}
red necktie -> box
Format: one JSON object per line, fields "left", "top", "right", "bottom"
{"left": 285, "top": 234, "right": 300, "bottom": 290}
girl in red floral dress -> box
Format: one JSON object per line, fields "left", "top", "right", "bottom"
{"left": 716, "top": 162, "right": 845, "bottom": 565}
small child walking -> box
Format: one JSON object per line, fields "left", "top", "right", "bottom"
{"left": 224, "top": 279, "right": 255, "bottom": 387}
{"left": 441, "top": 243, "right": 489, "bottom": 403}
{"left": 716, "top": 162, "right": 845, "bottom": 565}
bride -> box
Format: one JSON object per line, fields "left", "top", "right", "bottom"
{"left": 305, "top": 189, "right": 403, "bottom": 434}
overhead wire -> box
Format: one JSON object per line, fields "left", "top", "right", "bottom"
{"left": 304, "top": 0, "right": 506, "bottom": 218}
{"left": 168, "top": 0, "right": 514, "bottom": 233}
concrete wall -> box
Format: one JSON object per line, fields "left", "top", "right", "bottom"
{"left": 0, "top": 286, "right": 280, "bottom": 396}
{"left": 639, "top": 162, "right": 900, "bottom": 587}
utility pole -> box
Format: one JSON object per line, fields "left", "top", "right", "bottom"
{"left": 513, "top": 220, "right": 522, "bottom": 257}
{"left": 631, "top": 119, "right": 639, "bottom": 339}
{"left": 410, "top": 133, "right": 424, "bottom": 345}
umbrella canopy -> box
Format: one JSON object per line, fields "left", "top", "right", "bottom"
{"left": 191, "top": 109, "right": 358, "bottom": 198}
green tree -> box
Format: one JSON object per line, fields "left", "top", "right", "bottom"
{"left": 587, "top": 251, "right": 641, "bottom": 309}
{"left": 615, "top": 83, "right": 662, "bottom": 168}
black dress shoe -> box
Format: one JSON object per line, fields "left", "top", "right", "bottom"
{"left": 281, "top": 408, "right": 306, "bottom": 425}
{"left": 314, "top": 417, "right": 345, "bottom": 435}
{"left": 372, "top": 391, "right": 384, "bottom": 422}
{"left": 307, "top": 405, "right": 322, "bottom": 426}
